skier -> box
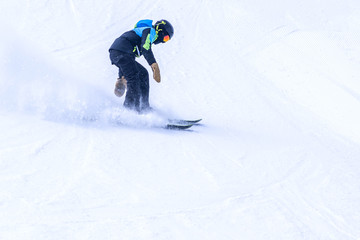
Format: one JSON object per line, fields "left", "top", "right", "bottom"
{"left": 109, "top": 19, "right": 174, "bottom": 113}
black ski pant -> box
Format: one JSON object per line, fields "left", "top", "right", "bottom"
{"left": 110, "top": 50, "right": 150, "bottom": 112}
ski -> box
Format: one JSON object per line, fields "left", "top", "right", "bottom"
{"left": 168, "top": 118, "right": 202, "bottom": 125}
{"left": 165, "top": 123, "right": 194, "bottom": 130}
{"left": 165, "top": 118, "right": 202, "bottom": 130}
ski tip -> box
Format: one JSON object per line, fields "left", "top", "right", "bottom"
{"left": 168, "top": 118, "right": 203, "bottom": 125}
{"left": 165, "top": 123, "right": 193, "bottom": 130}
{"left": 192, "top": 118, "right": 202, "bottom": 123}
{"left": 185, "top": 118, "right": 202, "bottom": 123}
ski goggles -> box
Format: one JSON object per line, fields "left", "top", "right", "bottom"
{"left": 163, "top": 34, "right": 170, "bottom": 42}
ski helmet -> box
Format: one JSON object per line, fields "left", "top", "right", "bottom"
{"left": 155, "top": 20, "right": 174, "bottom": 42}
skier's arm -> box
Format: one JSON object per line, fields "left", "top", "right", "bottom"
{"left": 141, "top": 29, "right": 160, "bottom": 82}
{"left": 141, "top": 28, "right": 156, "bottom": 66}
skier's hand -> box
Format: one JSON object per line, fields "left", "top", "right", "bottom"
{"left": 120, "top": 76, "right": 127, "bottom": 87}
{"left": 114, "top": 76, "right": 127, "bottom": 97}
{"left": 151, "top": 62, "right": 161, "bottom": 83}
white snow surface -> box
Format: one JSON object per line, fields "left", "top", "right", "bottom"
{"left": 1, "top": 0, "right": 360, "bottom": 239}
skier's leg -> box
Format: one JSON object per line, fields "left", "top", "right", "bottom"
{"left": 116, "top": 55, "right": 141, "bottom": 112}
{"left": 110, "top": 50, "right": 127, "bottom": 98}
{"left": 135, "top": 62, "right": 150, "bottom": 111}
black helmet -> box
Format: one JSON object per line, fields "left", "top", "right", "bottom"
{"left": 155, "top": 20, "right": 174, "bottom": 41}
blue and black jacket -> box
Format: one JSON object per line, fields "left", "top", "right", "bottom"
{"left": 109, "top": 20, "right": 159, "bottom": 66}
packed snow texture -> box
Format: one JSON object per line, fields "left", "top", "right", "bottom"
{"left": 1, "top": 0, "right": 360, "bottom": 239}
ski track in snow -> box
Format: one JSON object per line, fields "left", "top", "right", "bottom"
{"left": 1, "top": 0, "right": 360, "bottom": 239}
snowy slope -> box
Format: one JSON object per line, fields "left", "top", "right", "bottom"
{"left": 1, "top": 0, "right": 360, "bottom": 239}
